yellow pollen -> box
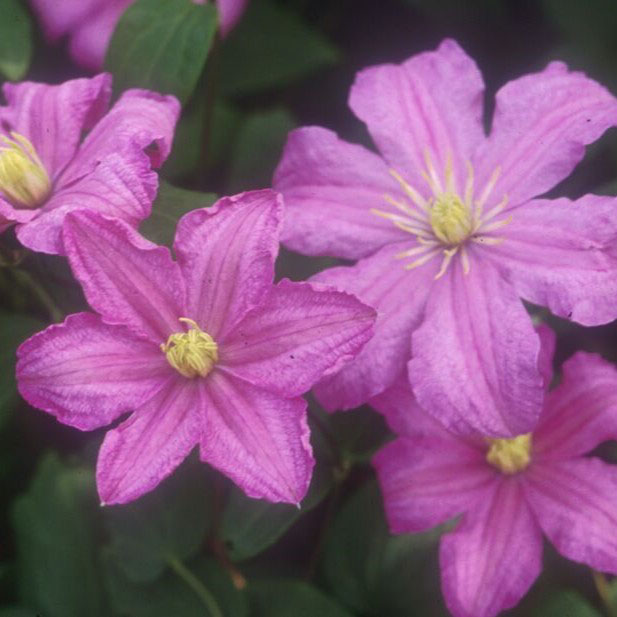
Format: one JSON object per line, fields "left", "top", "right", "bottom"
{"left": 429, "top": 192, "right": 473, "bottom": 245}
{"left": 161, "top": 318, "right": 218, "bottom": 378}
{"left": 0, "top": 132, "right": 51, "bottom": 208}
{"left": 486, "top": 434, "right": 532, "bottom": 475}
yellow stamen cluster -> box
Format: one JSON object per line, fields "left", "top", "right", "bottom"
{"left": 486, "top": 434, "right": 532, "bottom": 475}
{"left": 429, "top": 192, "right": 473, "bottom": 245}
{"left": 0, "top": 132, "right": 51, "bottom": 208}
{"left": 161, "top": 318, "right": 218, "bottom": 379}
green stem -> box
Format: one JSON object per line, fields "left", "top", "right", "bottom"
{"left": 167, "top": 556, "right": 224, "bottom": 617}
{"left": 12, "top": 268, "right": 63, "bottom": 322}
{"left": 593, "top": 570, "right": 617, "bottom": 617}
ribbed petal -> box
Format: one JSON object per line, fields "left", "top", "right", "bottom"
{"left": 173, "top": 190, "right": 281, "bottom": 340}
{"left": 17, "top": 312, "right": 168, "bottom": 431}
{"left": 0, "top": 74, "right": 111, "bottom": 178}
{"left": 97, "top": 377, "right": 199, "bottom": 505}
{"left": 274, "top": 126, "right": 408, "bottom": 259}
{"left": 440, "top": 479, "right": 543, "bottom": 617}
{"left": 533, "top": 352, "right": 617, "bottom": 460}
{"left": 221, "top": 279, "right": 375, "bottom": 397}
{"left": 63, "top": 211, "right": 184, "bottom": 342}
{"left": 311, "top": 242, "right": 436, "bottom": 410}
{"left": 200, "top": 371, "right": 314, "bottom": 504}
{"left": 536, "top": 324, "right": 556, "bottom": 389}
{"left": 217, "top": 0, "right": 248, "bottom": 35}
{"left": 488, "top": 195, "right": 617, "bottom": 326}
{"left": 0, "top": 196, "right": 37, "bottom": 228}
{"left": 475, "top": 61, "right": 617, "bottom": 208}
{"left": 409, "top": 257, "right": 543, "bottom": 437}
{"left": 525, "top": 458, "right": 617, "bottom": 574}
{"left": 349, "top": 38, "right": 485, "bottom": 195}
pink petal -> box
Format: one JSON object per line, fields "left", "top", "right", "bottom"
{"left": 488, "top": 195, "right": 617, "bottom": 326}
{"left": 173, "top": 190, "right": 281, "bottom": 340}
{"left": 17, "top": 312, "right": 168, "bottom": 431}
{"left": 0, "top": 74, "right": 111, "bottom": 178}
{"left": 533, "top": 352, "right": 617, "bottom": 460}
{"left": 0, "top": 196, "right": 37, "bottom": 228}
{"left": 525, "top": 458, "right": 617, "bottom": 574}
{"left": 348, "top": 39, "right": 485, "bottom": 195}
{"left": 200, "top": 371, "right": 314, "bottom": 504}
{"left": 221, "top": 279, "right": 375, "bottom": 397}
{"left": 475, "top": 61, "right": 617, "bottom": 208}
{"left": 29, "top": 0, "right": 102, "bottom": 41}
{"left": 17, "top": 149, "right": 156, "bottom": 255}
{"left": 409, "top": 256, "right": 544, "bottom": 437}
{"left": 97, "top": 377, "right": 199, "bottom": 505}
{"left": 62, "top": 210, "right": 184, "bottom": 342}
{"left": 217, "top": 0, "right": 248, "bottom": 36}
{"left": 440, "top": 479, "right": 543, "bottom": 617}
{"left": 536, "top": 324, "right": 556, "bottom": 389}
{"left": 311, "top": 242, "right": 436, "bottom": 410}
{"left": 273, "top": 126, "right": 408, "bottom": 259}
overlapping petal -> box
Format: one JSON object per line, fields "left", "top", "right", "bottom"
{"left": 221, "top": 279, "right": 375, "bottom": 397}
{"left": 29, "top": 0, "right": 102, "bottom": 40}
{"left": 440, "top": 480, "right": 543, "bottom": 617}
{"left": 217, "top": 0, "right": 249, "bottom": 35}
{"left": 200, "top": 371, "right": 313, "bottom": 504}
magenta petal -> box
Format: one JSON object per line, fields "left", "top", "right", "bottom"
{"left": 274, "top": 126, "right": 408, "bottom": 259}
{"left": 62, "top": 210, "right": 184, "bottom": 342}
{"left": 476, "top": 61, "right": 617, "bottom": 208}
{"left": 174, "top": 190, "right": 281, "bottom": 339}
{"left": 536, "top": 324, "right": 556, "bottom": 389}
{"left": 534, "top": 352, "right": 617, "bottom": 460}
{"left": 349, "top": 39, "right": 485, "bottom": 192}
{"left": 200, "top": 371, "right": 314, "bottom": 504}
{"left": 221, "top": 279, "right": 375, "bottom": 397}
{"left": 440, "top": 480, "right": 543, "bottom": 617}
{"left": 17, "top": 313, "right": 168, "bottom": 430}
{"left": 0, "top": 74, "right": 111, "bottom": 178}
{"left": 29, "top": 0, "right": 101, "bottom": 41}
{"left": 97, "top": 378, "right": 199, "bottom": 505}
{"left": 217, "top": 0, "right": 248, "bottom": 36}
{"left": 489, "top": 195, "right": 617, "bottom": 326}
{"left": 410, "top": 258, "right": 543, "bottom": 437}
{"left": 525, "top": 458, "right": 617, "bottom": 574}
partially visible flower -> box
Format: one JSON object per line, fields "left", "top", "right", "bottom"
{"left": 17, "top": 191, "right": 376, "bottom": 505}
{"left": 274, "top": 38, "right": 617, "bottom": 437}
{"left": 373, "top": 328, "right": 617, "bottom": 617}
{"left": 0, "top": 73, "right": 179, "bottom": 255}
{"left": 30, "top": 0, "right": 249, "bottom": 71}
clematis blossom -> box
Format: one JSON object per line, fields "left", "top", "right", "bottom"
{"left": 274, "top": 38, "right": 617, "bottom": 436}
{"left": 0, "top": 73, "right": 179, "bottom": 255}
{"left": 16, "top": 191, "right": 375, "bottom": 505}
{"left": 373, "top": 328, "right": 617, "bottom": 617}
{"left": 30, "top": 0, "right": 249, "bottom": 72}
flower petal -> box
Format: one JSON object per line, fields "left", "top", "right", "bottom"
{"left": 311, "top": 242, "right": 436, "bottom": 410}
{"left": 217, "top": 0, "right": 248, "bottom": 36}
{"left": 440, "top": 479, "right": 543, "bottom": 617}
{"left": 173, "top": 190, "right": 281, "bottom": 340}
{"left": 533, "top": 352, "right": 617, "bottom": 460}
{"left": 409, "top": 257, "right": 544, "bottom": 437}
{"left": 221, "top": 279, "right": 375, "bottom": 397}
{"left": 476, "top": 61, "right": 617, "bottom": 208}
{"left": 97, "top": 377, "right": 199, "bottom": 505}
{"left": 62, "top": 210, "right": 184, "bottom": 342}
{"left": 488, "top": 195, "right": 617, "bottom": 326}
{"left": 273, "top": 126, "right": 408, "bottom": 259}
{"left": 536, "top": 324, "right": 556, "bottom": 389}
{"left": 29, "top": 0, "right": 101, "bottom": 40}
{"left": 348, "top": 38, "right": 485, "bottom": 194}
{"left": 200, "top": 371, "right": 314, "bottom": 504}
{"left": 525, "top": 458, "right": 617, "bottom": 574}
{"left": 17, "top": 312, "right": 168, "bottom": 430}
{"left": 0, "top": 74, "right": 111, "bottom": 178}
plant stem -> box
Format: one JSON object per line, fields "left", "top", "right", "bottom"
{"left": 593, "top": 570, "right": 617, "bottom": 617}
{"left": 167, "top": 556, "right": 224, "bottom": 617}
{"left": 12, "top": 268, "right": 63, "bottom": 322}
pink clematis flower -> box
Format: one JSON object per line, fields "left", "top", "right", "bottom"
{"left": 16, "top": 191, "right": 376, "bottom": 505}
{"left": 372, "top": 328, "right": 617, "bottom": 617}
{"left": 274, "top": 38, "right": 617, "bottom": 436}
{"left": 0, "top": 73, "right": 179, "bottom": 255}
{"left": 29, "top": 0, "right": 249, "bottom": 72}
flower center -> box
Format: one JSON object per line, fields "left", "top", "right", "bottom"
{"left": 0, "top": 132, "right": 51, "bottom": 209}
{"left": 161, "top": 318, "right": 218, "bottom": 379}
{"left": 486, "top": 434, "right": 532, "bottom": 475}
{"left": 429, "top": 192, "right": 473, "bottom": 245}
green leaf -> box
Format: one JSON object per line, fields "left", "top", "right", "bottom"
{"left": 104, "top": 459, "right": 214, "bottom": 583}
{"left": 534, "top": 589, "right": 602, "bottom": 617}
{"left": 249, "top": 580, "right": 355, "bottom": 617}
{"left": 140, "top": 181, "right": 217, "bottom": 246}
{"left": 11, "top": 454, "right": 108, "bottom": 617}
{"left": 219, "top": 0, "right": 339, "bottom": 95}
{"left": 105, "top": 0, "right": 218, "bottom": 104}
{"left": 0, "top": 0, "right": 32, "bottom": 81}
{"left": 228, "top": 108, "right": 295, "bottom": 193}
{"left": 0, "top": 608, "right": 39, "bottom": 617}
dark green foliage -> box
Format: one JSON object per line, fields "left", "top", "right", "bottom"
{"left": 0, "top": 0, "right": 32, "bottom": 81}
